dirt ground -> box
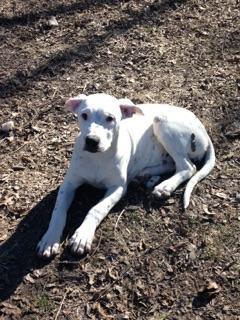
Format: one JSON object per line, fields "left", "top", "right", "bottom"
{"left": 0, "top": 0, "right": 239, "bottom": 319}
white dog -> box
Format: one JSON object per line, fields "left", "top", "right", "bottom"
{"left": 37, "top": 93, "right": 215, "bottom": 258}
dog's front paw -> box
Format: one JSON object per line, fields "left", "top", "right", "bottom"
{"left": 69, "top": 220, "right": 96, "bottom": 255}
{"left": 37, "top": 231, "right": 61, "bottom": 259}
{"left": 152, "top": 183, "right": 172, "bottom": 199}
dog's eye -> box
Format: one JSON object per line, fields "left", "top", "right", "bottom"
{"left": 106, "top": 116, "right": 114, "bottom": 122}
{"left": 81, "top": 113, "right": 88, "bottom": 121}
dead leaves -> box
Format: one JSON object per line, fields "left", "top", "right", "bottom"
{"left": 0, "top": 302, "right": 21, "bottom": 318}
{"left": 187, "top": 243, "right": 197, "bottom": 261}
{"left": 202, "top": 204, "right": 216, "bottom": 216}
{"left": 92, "top": 302, "right": 114, "bottom": 319}
{"left": 200, "top": 280, "right": 221, "bottom": 297}
{"left": 0, "top": 192, "right": 16, "bottom": 209}
{"left": 24, "top": 269, "right": 43, "bottom": 284}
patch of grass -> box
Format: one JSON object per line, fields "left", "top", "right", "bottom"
{"left": 128, "top": 211, "right": 141, "bottom": 224}
{"left": 215, "top": 223, "right": 237, "bottom": 244}
{"left": 187, "top": 215, "right": 199, "bottom": 228}
{"left": 150, "top": 313, "right": 169, "bottom": 320}
{"left": 202, "top": 245, "right": 219, "bottom": 261}
{"left": 37, "top": 294, "right": 54, "bottom": 313}
{"left": 201, "top": 223, "right": 239, "bottom": 261}
{"left": 141, "top": 25, "right": 157, "bottom": 34}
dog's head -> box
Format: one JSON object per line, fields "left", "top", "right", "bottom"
{"left": 66, "top": 93, "right": 143, "bottom": 153}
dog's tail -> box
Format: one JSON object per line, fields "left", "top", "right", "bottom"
{"left": 183, "top": 138, "right": 215, "bottom": 209}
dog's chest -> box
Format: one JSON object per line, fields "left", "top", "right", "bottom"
{"left": 78, "top": 155, "right": 117, "bottom": 188}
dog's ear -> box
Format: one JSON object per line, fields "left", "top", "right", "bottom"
{"left": 65, "top": 94, "right": 87, "bottom": 112}
{"left": 119, "top": 99, "right": 144, "bottom": 119}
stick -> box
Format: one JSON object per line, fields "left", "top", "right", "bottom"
{"left": 54, "top": 290, "right": 68, "bottom": 320}
{"left": 114, "top": 209, "right": 125, "bottom": 232}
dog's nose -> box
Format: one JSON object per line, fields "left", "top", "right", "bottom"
{"left": 85, "top": 135, "right": 100, "bottom": 148}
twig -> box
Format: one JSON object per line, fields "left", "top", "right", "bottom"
{"left": 54, "top": 289, "right": 68, "bottom": 320}
{"left": 83, "top": 80, "right": 89, "bottom": 92}
{"left": 8, "top": 141, "right": 29, "bottom": 154}
{"left": 114, "top": 209, "right": 125, "bottom": 232}
{"left": 52, "top": 88, "right": 58, "bottom": 99}
{"left": 145, "top": 94, "right": 156, "bottom": 102}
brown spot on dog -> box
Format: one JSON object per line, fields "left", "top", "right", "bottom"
{"left": 191, "top": 133, "right": 196, "bottom": 152}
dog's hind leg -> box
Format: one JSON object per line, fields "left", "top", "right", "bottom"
{"left": 152, "top": 115, "right": 197, "bottom": 200}
{"left": 152, "top": 157, "right": 196, "bottom": 198}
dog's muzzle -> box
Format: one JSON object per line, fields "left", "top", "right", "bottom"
{"left": 84, "top": 135, "right": 100, "bottom": 153}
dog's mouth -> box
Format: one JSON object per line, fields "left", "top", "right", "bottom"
{"left": 84, "top": 145, "right": 101, "bottom": 153}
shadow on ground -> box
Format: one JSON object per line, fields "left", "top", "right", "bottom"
{"left": 0, "top": 182, "right": 158, "bottom": 301}
{"left": 0, "top": 185, "right": 106, "bottom": 301}
{"left": 0, "top": 0, "right": 119, "bottom": 27}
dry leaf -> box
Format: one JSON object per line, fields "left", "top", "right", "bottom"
{"left": 48, "top": 16, "right": 58, "bottom": 27}
{"left": 88, "top": 273, "right": 95, "bottom": 285}
{"left": 199, "top": 280, "right": 221, "bottom": 296}
{"left": 107, "top": 267, "right": 117, "bottom": 280}
{"left": 187, "top": 243, "right": 197, "bottom": 260}
{"left": 203, "top": 204, "right": 215, "bottom": 215}
{"left": 24, "top": 273, "right": 35, "bottom": 284}
{"left": 32, "top": 269, "right": 43, "bottom": 278}
{"left": 1, "top": 302, "right": 21, "bottom": 317}
{"left": 138, "top": 239, "right": 147, "bottom": 251}
{"left": 215, "top": 192, "right": 228, "bottom": 199}
{"left": 93, "top": 302, "right": 114, "bottom": 319}
{"left": 0, "top": 233, "right": 8, "bottom": 241}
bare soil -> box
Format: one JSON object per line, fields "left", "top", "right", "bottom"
{"left": 0, "top": 0, "right": 239, "bottom": 319}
